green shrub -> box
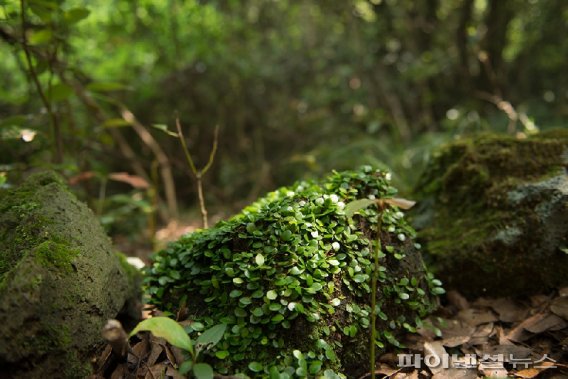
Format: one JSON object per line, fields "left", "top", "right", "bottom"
{"left": 145, "top": 166, "right": 442, "bottom": 377}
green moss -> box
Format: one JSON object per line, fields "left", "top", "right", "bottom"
{"left": 414, "top": 131, "right": 568, "bottom": 296}
{"left": 0, "top": 170, "right": 141, "bottom": 378}
{"left": 33, "top": 240, "right": 79, "bottom": 272}
{"left": 0, "top": 172, "right": 67, "bottom": 283}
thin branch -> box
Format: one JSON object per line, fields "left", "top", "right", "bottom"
{"left": 175, "top": 117, "right": 220, "bottom": 229}
{"left": 201, "top": 124, "right": 220, "bottom": 176}
{"left": 19, "top": 0, "right": 62, "bottom": 163}
{"left": 175, "top": 117, "right": 198, "bottom": 175}
{"left": 121, "top": 108, "right": 178, "bottom": 220}
{"left": 475, "top": 90, "right": 518, "bottom": 133}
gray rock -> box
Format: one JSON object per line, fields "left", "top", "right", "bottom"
{"left": 0, "top": 171, "right": 141, "bottom": 378}
{"left": 413, "top": 130, "right": 568, "bottom": 297}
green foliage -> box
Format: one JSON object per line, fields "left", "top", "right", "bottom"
{"left": 145, "top": 166, "right": 442, "bottom": 377}
{"left": 1, "top": 0, "right": 566, "bottom": 216}
{"left": 130, "top": 316, "right": 227, "bottom": 379}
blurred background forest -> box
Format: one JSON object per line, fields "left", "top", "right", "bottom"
{"left": 0, "top": 0, "right": 566, "bottom": 245}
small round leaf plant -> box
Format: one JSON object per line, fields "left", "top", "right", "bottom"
{"left": 145, "top": 166, "right": 443, "bottom": 377}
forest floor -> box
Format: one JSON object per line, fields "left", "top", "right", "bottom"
{"left": 93, "top": 223, "right": 568, "bottom": 379}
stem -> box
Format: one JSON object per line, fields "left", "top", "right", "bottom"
{"left": 196, "top": 174, "right": 208, "bottom": 228}
{"left": 370, "top": 211, "right": 383, "bottom": 379}
{"left": 19, "top": 0, "right": 63, "bottom": 163}
{"left": 176, "top": 117, "right": 219, "bottom": 229}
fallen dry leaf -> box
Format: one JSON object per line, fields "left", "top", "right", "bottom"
{"left": 440, "top": 319, "right": 475, "bottom": 348}
{"left": 432, "top": 368, "right": 477, "bottom": 379}
{"left": 481, "top": 344, "right": 532, "bottom": 360}
{"left": 550, "top": 296, "right": 568, "bottom": 321}
{"left": 516, "top": 360, "right": 558, "bottom": 378}
{"left": 108, "top": 172, "right": 150, "bottom": 189}
{"left": 468, "top": 322, "right": 494, "bottom": 346}
{"left": 146, "top": 336, "right": 166, "bottom": 367}
{"left": 392, "top": 370, "right": 418, "bottom": 379}
{"left": 490, "top": 297, "right": 529, "bottom": 323}
{"left": 478, "top": 361, "right": 508, "bottom": 378}
{"left": 165, "top": 365, "right": 186, "bottom": 379}
{"left": 506, "top": 313, "right": 549, "bottom": 342}
{"left": 514, "top": 367, "right": 541, "bottom": 379}
{"left": 145, "top": 363, "right": 167, "bottom": 379}
{"left": 423, "top": 341, "right": 448, "bottom": 375}
{"left": 530, "top": 294, "right": 552, "bottom": 309}
{"left": 524, "top": 313, "right": 567, "bottom": 334}
{"left": 457, "top": 308, "right": 498, "bottom": 326}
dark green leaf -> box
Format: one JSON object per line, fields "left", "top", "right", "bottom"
{"left": 193, "top": 363, "right": 214, "bottom": 379}
{"left": 86, "top": 81, "right": 130, "bottom": 92}
{"left": 64, "top": 7, "right": 90, "bottom": 24}
{"left": 344, "top": 198, "right": 376, "bottom": 217}
{"left": 196, "top": 323, "right": 226, "bottom": 347}
{"left": 28, "top": 29, "right": 53, "bottom": 45}
{"left": 130, "top": 317, "right": 193, "bottom": 354}
{"left": 248, "top": 361, "right": 264, "bottom": 372}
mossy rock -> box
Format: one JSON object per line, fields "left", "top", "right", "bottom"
{"left": 146, "top": 167, "right": 441, "bottom": 377}
{"left": 413, "top": 130, "right": 568, "bottom": 297}
{"left": 0, "top": 171, "right": 141, "bottom": 378}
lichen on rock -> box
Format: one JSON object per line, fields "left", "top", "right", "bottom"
{"left": 146, "top": 166, "right": 441, "bottom": 377}
{"left": 0, "top": 171, "right": 142, "bottom": 378}
{"left": 413, "top": 130, "right": 568, "bottom": 297}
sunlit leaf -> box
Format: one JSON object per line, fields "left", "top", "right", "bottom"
{"left": 344, "top": 198, "right": 376, "bottom": 217}
{"left": 130, "top": 317, "right": 193, "bottom": 354}
{"left": 28, "top": 29, "right": 53, "bottom": 45}
{"left": 255, "top": 253, "right": 265, "bottom": 266}
{"left": 64, "top": 7, "right": 90, "bottom": 24}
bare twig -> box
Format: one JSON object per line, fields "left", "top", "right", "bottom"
{"left": 121, "top": 108, "right": 178, "bottom": 220}
{"left": 19, "top": 0, "right": 63, "bottom": 163}
{"left": 175, "top": 117, "right": 220, "bottom": 228}
{"left": 475, "top": 91, "right": 519, "bottom": 134}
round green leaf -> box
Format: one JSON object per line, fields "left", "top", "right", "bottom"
{"left": 193, "top": 363, "right": 214, "bottom": 379}
{"left": 255, "top": 253, "right": 265, "bottom": 266}
{"left": 266, "top": 290, "right": 278, "bottom": 300}
{"left": 248, "top": 361, "right": 264, "bottom": 372}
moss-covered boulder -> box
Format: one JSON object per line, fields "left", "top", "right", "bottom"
{"left": 413, "top": 130, "right": 568, "bottom": 297}
{"left": 146, "top": 167, "right": 442, "bottom": 377}
{"left": 0, "top": 171, "right": 141, "bottom": 378}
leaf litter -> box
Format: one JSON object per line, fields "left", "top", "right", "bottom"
{"left": 91, "top": 288, "right": 568, "bottom": 379}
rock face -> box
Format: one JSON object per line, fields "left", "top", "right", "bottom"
{"left": 413, "top": 130, "right": 568, "bottom": 297}
{"left": 0, "top": 172, "right": 141, "bottom": 378}
{"left": 146, "top": 167, "right": 441, "bottom": 377}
